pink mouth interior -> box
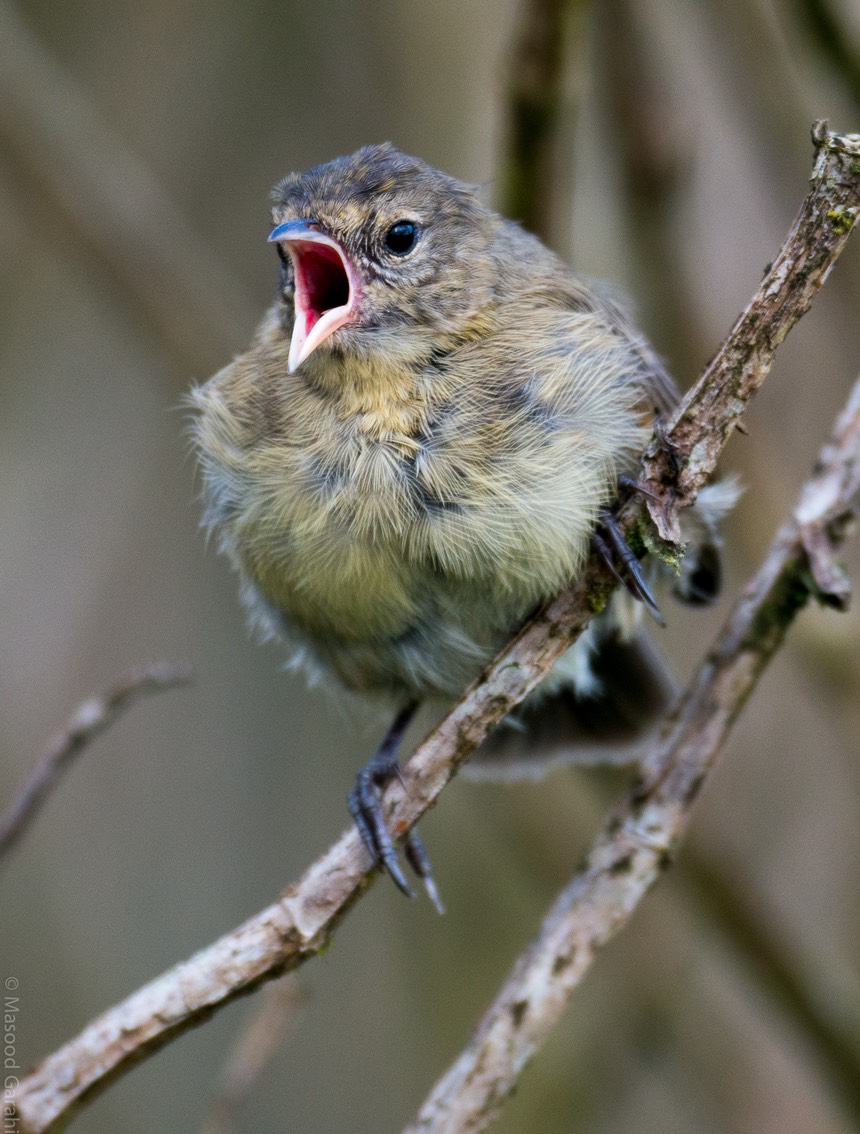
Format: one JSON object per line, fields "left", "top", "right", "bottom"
{"left": 292, "top": 241, "right": 350, "bottom": 336}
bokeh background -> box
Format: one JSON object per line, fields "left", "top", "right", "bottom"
{"left": 1, "top": 1, "right": 859, "bottom": 1131}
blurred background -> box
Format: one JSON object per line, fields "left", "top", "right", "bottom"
{"left": 1, "top": 0, "right": 859, "bottom": 1131}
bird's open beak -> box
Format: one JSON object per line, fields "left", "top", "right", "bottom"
{"left": 268, "top": 220, "right": 359, "bottom": 373}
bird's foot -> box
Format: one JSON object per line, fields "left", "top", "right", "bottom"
{"left": 347, "top": 703, "right": 443, "bottom": 912}
{"left": 594, "top": 509, "right": 665, "bottom": 627}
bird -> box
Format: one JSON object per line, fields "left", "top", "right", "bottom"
{"left": 190, "top": 143, "right": 734, "bottom": 907}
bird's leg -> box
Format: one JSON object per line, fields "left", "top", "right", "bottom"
{"left": 595, "top": 509, "right": 666, "bottom": 627}
{"left": 348, "top": 702, "right": 417, "bottom": 896}
{"left": 347, "top": 700, "right": 442, "bottom": 910}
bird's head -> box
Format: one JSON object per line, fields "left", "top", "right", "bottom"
{"left": 268, "top": 144, "right": 497, "bottom": 373}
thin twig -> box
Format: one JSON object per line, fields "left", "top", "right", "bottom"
{"left": 199, "top": 978, "right": 303, "bottom": 1134}
{"left": 0, "top": 663, "right": 192, "bottom": 865}
{"left": 641, "top": 124, "right": 860, "bottom": 542}
{"left": 540, "top": 771, "right": 860, "bottom": 1117}
{"left": 600, "top": 12, "right": 860, "bottom": 1084}
{"left": 402, "top": 371, "right": 860, "bottom": 1134}
{"left": 6, "top": 125, "right": 859, "bottom": 1134}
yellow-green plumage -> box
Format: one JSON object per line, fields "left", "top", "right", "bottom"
{"left": 191, "top": 144, "right": 729, "bottom": 777}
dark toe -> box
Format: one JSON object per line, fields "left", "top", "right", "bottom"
{"left": 348, "top": 770, "right": 415, "bottom": 898}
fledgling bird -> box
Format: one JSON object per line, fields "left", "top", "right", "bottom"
{"left": 191, "top": 143, "right": 733, "bottom": 905}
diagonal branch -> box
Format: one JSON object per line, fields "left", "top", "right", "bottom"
{"left": 641, "top": 123, "right": 860, "bottom": 541}
{"left": 0, "top": 663, "right": 191, "bottom": 866}
{"left": 7, "top": 124, "right": 859, "bottom": 1134}
{"left": 403, "top": 371, "right": 860, "bottom": 1133}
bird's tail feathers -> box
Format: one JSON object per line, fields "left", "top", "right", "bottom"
{"left": 672, "top": 477, "right": 742, "bottom": 606}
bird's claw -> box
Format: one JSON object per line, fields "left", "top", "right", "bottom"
{"left": 348, "top": 762, "right": 415, "bottom": 898}
{"left": 617, "top": 474, "right": 659, "bottom": 503}
{"left": 595, "top": 510, "right": 665, "bottom": 627}
{"left": 347, "top": 703, "right": 443, "bottom": 910}
{"left": 403, "top": 829, "right": 445, "bottom": 914}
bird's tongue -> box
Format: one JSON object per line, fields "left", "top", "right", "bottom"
{"left": 288, "top": 240, "right": 354, "bottom": 372}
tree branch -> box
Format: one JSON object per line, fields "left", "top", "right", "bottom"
{"left": 403, "top": 370, "right": 860, "bottom": 1133}
{"left": 642, "top": 122, "right": 860, "bottom": 541}
{"left": 8, "top": 124, "right": 859, "bottom": 1134}
{"left": 0, "top": 663, "right": 191, "bottom": 866}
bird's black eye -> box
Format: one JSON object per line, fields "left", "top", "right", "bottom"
{"left": 384, "top": 221, "right": 418, "bottom": 256}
